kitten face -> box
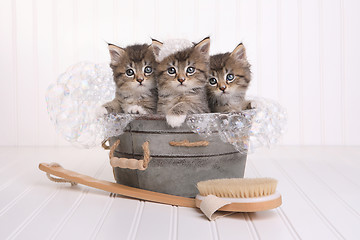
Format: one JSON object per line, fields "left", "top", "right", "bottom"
{"left": 207, "top": 43, "right": 251, "bottom": 105}
{"left": 108, "top": 44, "right": 157, "bottom": 95}
{"left": 153, "top": 38, "right": 210, "bottom": 94}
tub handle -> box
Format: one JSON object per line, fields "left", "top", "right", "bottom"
{"left": 109, "top": 140, "right": 151, "bottom": 170}
{"left": 101, "top": 138, "right": 110, "bottom": 150}
{"left": 169, "top": 139, "right": 209, "bottom": 147}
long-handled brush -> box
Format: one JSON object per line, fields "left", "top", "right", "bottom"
{"left": 39, "top": 163, "right": 282, "bottom": 218}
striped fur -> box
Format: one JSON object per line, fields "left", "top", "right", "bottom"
{"left": 207, "top": 43, "right": 252, "bottom": 113}
{"left": 153, "top": 37, "right": 211, "bottom": 118}
{"left": 103, "top": 43, "right": 158, "bottom": 114}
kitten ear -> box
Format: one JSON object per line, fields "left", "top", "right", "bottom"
{"left": 194, "top": 37, "right": 210, "bottom": 55}
{"left": 108, "top": 43, "right": 125, "bottom": 65}
{"left": 151, "top": 38, "right": 163, "bottom": 59}
{"left": 230, "top": 43, "right": 247, "bottom": 62}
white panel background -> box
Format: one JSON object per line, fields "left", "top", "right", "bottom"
{"left": 0, "top": 0, "right": 359, "bottom": 146}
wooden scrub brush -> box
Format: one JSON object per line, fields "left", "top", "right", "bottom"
{"left": 196, "top": 178, "right": 282, "bottom": 214}
{"left": 39, "top": 163, "right": 282, "bottom": 220}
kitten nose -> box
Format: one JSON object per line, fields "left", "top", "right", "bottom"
{"left": 178, "top": 78, "right": 185, "bottom": 84}
{"left": 136, "top": 78, "right": 144, "bottom": 84}
{"left": 219, "top": 86, "right": 226, "bottom": 92}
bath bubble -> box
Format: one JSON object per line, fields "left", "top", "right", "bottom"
{"left": 46, "top": 62, "right": 115, "bottom": 148}
{"left": 46, "top": 62, "right": 286, "bottom": 152}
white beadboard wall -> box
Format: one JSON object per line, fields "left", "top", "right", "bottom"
{"left": 0, "top": 0, "right": 359, "bottom": 146}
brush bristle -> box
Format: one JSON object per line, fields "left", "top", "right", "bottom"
{"left": 197, "top": 178, "right": 278, "bottom": 198}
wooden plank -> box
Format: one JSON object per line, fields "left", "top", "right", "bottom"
{"left": 248, "top": 154, "right": 339, "bottom": 240}
{"left": 278, "top": 0, "right": 300, "bottom": 145}
{"left": 177, "top": 207, "right": 213, "bottom": 240}
{"left": 214, "top": 0, "right": 238, "bottom": 54}
{"left": 265, "top": 146, "right": 360, "bottom": 183}
{"left": 133, "top": 202, "right": 172, "bottom": 240}
{"left": 16, "top": 0, "right": 37, "bottom": 146}
{"left": 2, "top": 148, "right": 107, "bottom": 239}
{"left": 0, "top": 148, "right": 36, "bottom": 187}
{"left": 2, "top": 146, "right": 360, "bottom": 239}
{"left": 273, "top": 155, "right": 360, "bottom": 239}
{"left": 0, "top": 0, "right": 17, "bottom": 146}
{"left": 0, "top": 167, "right": 37, "bottom": 211}
{"left": 46, "top": 162, "right": 113, "bottom": 239}
{"left": 174, "top": 0, "right": 197, "bottom": 40}
{"left": 237, "top": 0, "right": 259, "bottom": 97}
{"left": 322, "top": 0, "right": 343, "bottom": 145}
{"left": 215, "top": 213, "right": 254, "bottom": 240}
{"left": 55, "top": 0, "right": 76, "bottom": 66}
{"left": 344, "top": 0, "right": 360, "bottom": 145}
{"left": 76, "top": 0, "right": 96, "bottom": 62}
{"left": 300, "top": 0, "right": 322, "bottom": 145}
{"left": 113, "top": 0, "right": 134, "bottom": 46}
{"left": 94, "top": 197, "right": 141, "bottom": 239}
{"left": 0, "top": 149, "right": 23, "bottom": 173}
{"left": 37, "top": 0, "right": 58, "bottom": 146}
{"left": 195, "top": 0, "right": 216, "bottom": 53}
{"left": 152, "top": 0, "right": 175, "bottom": 40}
{"left": 244, "top": 162, "right": 297, "bottom": 240}
{"left": 94, "top": 0, "right": 114, "bottom": 62}
{"left": 54, "top": 0, "right": 76, "bottom": 147}
{"left": 327, "top": 156, "right": 360, "bottom": 187}
{"left": 257, "top": 0, "right": 279, "bottom": 101}
{"left": 300, "top": 156, "right": 360, "bottom": 216}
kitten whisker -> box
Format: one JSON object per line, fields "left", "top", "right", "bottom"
{"left": 154, "top": 38, "right": 211, "bottom": 127}
{"left": 208, "top": 43, "right": 251, "bottom": 113}
{"left": 102, "top": 43, "right": 157, "bottom": 115}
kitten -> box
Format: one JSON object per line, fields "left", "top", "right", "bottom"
{"left": 152, "top": 37, "right": 211, "bottom": 127}
{"left": 207, "top": 43, "right": 252, "bottom": 113}
{"left": 101, "top": 43, "right": 157, "bottom": 115}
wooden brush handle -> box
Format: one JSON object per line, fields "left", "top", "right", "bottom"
{"left": 38, "top": 163, "right": 196, "bottom": 208}
{"left": 38, "top": 163, "right": 282, "bottom": 217}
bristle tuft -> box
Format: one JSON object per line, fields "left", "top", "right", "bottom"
{"left": 197, "top": 178, "right": 278, "bottom": 198}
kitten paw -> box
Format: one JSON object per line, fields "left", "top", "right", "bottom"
{"left": 95, "top": 106, "right": 108, "bottom": 119}
{"left": 243, "top": 100, "right": 257, "bottom": 110}
{"left": 126, "top": 105, "right": 147, "bottom": 114}
{"left": 166, "top": 114, "right": 187, "bottom": 128}
{"left": 249, "top": 101, "right": 258, "bottom": 109}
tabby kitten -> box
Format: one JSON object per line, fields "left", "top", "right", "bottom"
{"left": 102, "top": 43, "right": 157, "bottom": 114}
{"left": 152, "top": 37, "right": 211, "bottom": 127}
{"left": 207, "top": 43, "right": 252, "bottom": 113}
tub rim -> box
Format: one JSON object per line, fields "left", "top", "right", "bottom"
{"left": 115, "top": 110, "right": 254, "bottom": 121}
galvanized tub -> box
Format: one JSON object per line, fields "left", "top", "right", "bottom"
{"left": 109, "top": 115, "right": 247, "bottom": 198}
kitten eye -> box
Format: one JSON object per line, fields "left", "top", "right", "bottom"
{"left": 144, "top": 66, "right": 152, "bottom": 74}
{"left": 209, "top": 78, "right": 217, "bottom": 86}
{"left": 167, "top": 67, "right": 176, "bottom": 75}
{"left": 186, "top": 67, "right": 195, "bottom": 74}
{"left": 226, "top": 74, "right": 234, "bottom": 82}
{"left": 126, "top": 69, "right": 134, "bottom": 77}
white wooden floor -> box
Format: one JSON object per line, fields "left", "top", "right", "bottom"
{"left": 0, "top": 146, "right": 359, "bottom": 240}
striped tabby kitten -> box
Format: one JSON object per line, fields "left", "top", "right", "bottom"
{"left": 102, "top": 43, "right": 157, "bottom": 114}
{"left": 152, "top": 37, "right": 211, "bottom": 127}
{"left": 207, "top": 43, "right": 252, "bottom": 113}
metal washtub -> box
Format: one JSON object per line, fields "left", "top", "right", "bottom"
{"left": 109, "top": 115, "right": 247, "bottom": 198}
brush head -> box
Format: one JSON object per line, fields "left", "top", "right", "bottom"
{"left": 197, "top": 178, "right": 278, "bottom": 198}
